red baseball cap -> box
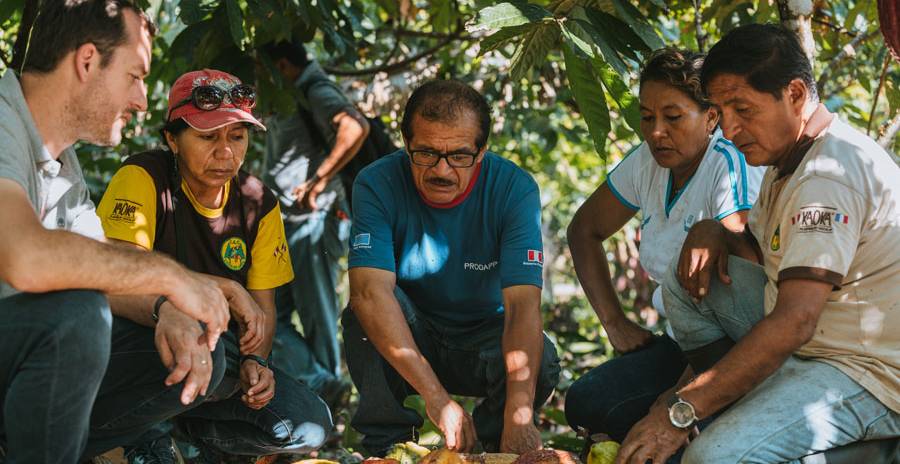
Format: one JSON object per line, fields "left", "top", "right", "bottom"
{"left": 166, "top": 69, "right": 266, "bottom": 132}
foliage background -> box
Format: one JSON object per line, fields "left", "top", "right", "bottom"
{"left": 0, "top": 0, "right": 897, "bottom": 455}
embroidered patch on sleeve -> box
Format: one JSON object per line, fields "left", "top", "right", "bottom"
{"left": 790, "top": 206, "right": 849, "bottom": 233}
{"left": 108, "top": 199, "right": 141, "bottom": 224}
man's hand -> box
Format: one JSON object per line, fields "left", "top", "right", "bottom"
{"left": 165, "top": 269, "right": 230, "bottom": 351}
{"left": 676, "top": 220, "right": 731, "bottom": 302}
{"left": 219, "top": 280, "right": 266, "bottom": 354}
{"left": 292, "top": 175, "right": 329, "bottom": 210}
{"left": 605, "top": 318, "right": 654, "bottom": 354}
{"left": 154, "top": 304, "right": 215, "bottom": 405}
{"left": 616, "top": 403, "right": 692, "bottom": 464}
{"left": 500, "top": 423, "right": 542, "bottom": 454}
{"left": 240, "top": 360, "right": 275, "bottom": 409}
{"left": 425, "top": 394, "right": 477, "bottom": 452}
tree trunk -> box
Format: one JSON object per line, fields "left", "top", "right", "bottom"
{"left": 777, "top": 0, "right": 817, "bottom": 67}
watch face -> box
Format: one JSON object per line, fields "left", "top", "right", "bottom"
{"left": 669, "top": 402, "right": 695, "bottom": 428}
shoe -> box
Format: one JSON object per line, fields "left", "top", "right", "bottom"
{"left": 124, "top": 436, "right": 183, "bottom": 464}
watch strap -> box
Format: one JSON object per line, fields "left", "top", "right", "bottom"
{"left": 241, "top": 353, "right": 270, "bottom": 368}
{"left": 152, "top": 296, "right": 168, "bottom": 324}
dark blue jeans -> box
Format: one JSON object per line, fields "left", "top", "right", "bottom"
{"left": 564, "top": 334, "right": 687, "bottom": 442}
{"left": 343, "top": 287, "right": 561, "bottom": 456}
{"left": 84, "top": 317, "right": 332, "bottom": 457}
{"left": 0, "top": 290, "right": 112, "bottom": 462}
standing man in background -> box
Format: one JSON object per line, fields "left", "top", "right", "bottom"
{"left": 263, "top": 40, "right": 370, "bottom": 405}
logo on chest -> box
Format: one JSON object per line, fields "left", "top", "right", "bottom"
{"left": 771, "top": 225, "right": 780, "bottom": 251}
{"left": 221, "top": 237, "right": 248, "bottom": 271}
{"left": 464, "top": 260, "right": 498, "bottom": 271}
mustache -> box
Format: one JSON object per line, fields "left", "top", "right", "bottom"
{"left": 426, "top": 177, "right": 455, "bottom": 186}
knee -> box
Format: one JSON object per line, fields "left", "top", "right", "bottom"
{"left": 564, "top": 376, "right": 593, "bottom": 429}
{"left": 681, "top": 430, "right": 736, "bottom": 464}
{"left": 50, "top": 290, "right": 112, "bottom": 363}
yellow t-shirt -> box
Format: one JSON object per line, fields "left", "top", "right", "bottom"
{"left": 98, "top": 163, "right": 293, "bottom": 290}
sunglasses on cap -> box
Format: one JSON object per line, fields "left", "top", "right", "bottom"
{"left": 169, "top": 84, "right": 257, "bottom": 116}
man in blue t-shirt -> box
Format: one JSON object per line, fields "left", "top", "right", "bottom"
{"left": 343, "top": 80, "right": 560, "bottom": 456}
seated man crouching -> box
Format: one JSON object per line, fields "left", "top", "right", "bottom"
{"left": 343, "top": 80, "right": 561, "bottom": 456}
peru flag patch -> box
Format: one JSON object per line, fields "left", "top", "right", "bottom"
{"left": 526, "top": 249, "right": 544, "bottom": 265}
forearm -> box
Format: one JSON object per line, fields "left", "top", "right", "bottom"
{"left": 12, "top": 228, "right": 181, "bottom": 296}
{"left": 351, "top": 291, "right": 447, "bottom": 402}
{"left": 314, "top": 113, "right": 369, "bottom": 180}
{"left": 678, "top": 316, "right": 801, "bottom": 418}
{"left": 502, "top": 303, "right": 544, "bottom": 424}
{"left": 570, "top": 231, "right": 626, "bottom": 324}
{"left": 652, "top": 366, "right": 695, "bottom": 408}
{"left": 108, "top": 294, "right": 158, "bottom": 327}
{"left": 249, "top": 288, "right": 276, "bottom": 358}
{"left": 723, "top": 224, "right": 762, "bottom": 264}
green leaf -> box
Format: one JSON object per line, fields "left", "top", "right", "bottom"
{"left": 224, "top": 0, "right": 245, "bottom": 49}
{"left": 886, "top": 79, "right": 900, "bottom": 116}
{"left": 593, "top": 55, "right": 640, "bottom": 134}
{"left": 178, "top": 0, "right": 219, "bottom": 25}
{"left": 562, "top": 25, "right": 611, "bottom": 155}
{"left": 431, "top": 0, "right": 456, "bottom": 32}
{"left": 570, "top": 18, "right": 628, "bottom": 77}
{"left": 476, "top": 1, "right": 552, "bottom": 30}
{"left": 610, "top": 0, "right": 664, "bottom": 50}
{"left": 583, "top": 7, "right": 647, "bottom": 59}
{"left": 479, "top": 23, "right": 537, "bottom": 56}
{"left": 374, "top": 0, "right": 398, "bottom": 17}
{"left": 0, "top": 0, "right": 24, "bottom": 25}
{"left": 509, "top": 22, "right": 561, "bottom": 80}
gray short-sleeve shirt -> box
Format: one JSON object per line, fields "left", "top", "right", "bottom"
{"left": 263, "top": 61, "right": 356, "bottom": 217}
{"left": 0, "top": 71, "right": 104, "bottom": 297}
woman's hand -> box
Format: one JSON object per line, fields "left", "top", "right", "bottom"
{"left": 240, "top": 359, "right": 276, "bottom": 409}
{"left": 219, "top": 280, "right": 266, "bottom": 354}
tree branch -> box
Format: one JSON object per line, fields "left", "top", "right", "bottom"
{"left": 867, "top": 55, "right": 890, "bottom": 135}
{"left": 817, "top": 28, "right": 879, "bottom": 97}
{"left": 811, "top": 16, "right": 860, "bottom": 37}
{"left": 693, "top": 0, "right": 705, "bottom": 52}
{"left": 877, "top": 112, "right": 900, "bottom": 150}
{"left": 322, "top": 24, "right": 466, "bottom": 77}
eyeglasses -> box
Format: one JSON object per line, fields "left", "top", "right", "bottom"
{"left": 169, "top": 84, "right": 257, "bottom": 115}
{"left": 408, "top": 149, "right": 479, "bottom": 168}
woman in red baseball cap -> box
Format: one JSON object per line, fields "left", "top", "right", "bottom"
{"left": 95, "top": 69, "right": 332, "bottom": 461}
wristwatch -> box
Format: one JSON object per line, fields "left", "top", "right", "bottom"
{"left": 667, "top": 394, "right": 698, "bottom": 429}
{"left": 241, "top": 353, "right": 271, "bottom": 368}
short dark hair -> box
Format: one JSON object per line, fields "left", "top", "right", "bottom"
{"left": 160, "top": 117, "right": 190, "bottom": 142}
{"left": 700, "top": 23, "right": 818, "bottom": 102}
{"left": 263, "top": 40, "right": 311, "bottom": 69}
{"left": 22, "top": 0, "right": 155, "bottom": 74}
{"left": 640, "top": 47, "right": 709, "bottom": 109}
{"left": 401, "top": 80, "right": 491, "bottom": 149}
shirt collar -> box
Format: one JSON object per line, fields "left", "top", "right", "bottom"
{"left": 0, "top": 71, "right": 58, "bottom": 170}
{"left": 775, "top": 103, "right": 834, "bottom": 179}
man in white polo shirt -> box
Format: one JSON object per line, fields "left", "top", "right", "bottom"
{"left": 615, "top": 24, "right": 900, "bottom": 464}
{"left": 0, "top": 1, "right": 229, "bottom": 460}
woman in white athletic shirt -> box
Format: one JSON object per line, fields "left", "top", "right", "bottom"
{"left": 564, "top": 48, "right": 764, "bottom": 442}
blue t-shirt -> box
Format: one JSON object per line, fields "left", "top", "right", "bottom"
{"left": 349, "top": 150, "right": 544, "bottom": 326}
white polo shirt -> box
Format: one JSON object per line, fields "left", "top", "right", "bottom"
{"left": 607, "top": 129, "right": 765, "bottom": 328}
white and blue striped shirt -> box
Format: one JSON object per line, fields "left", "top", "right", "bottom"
{"left": 606, "top": 129, "right": 765, "bottom": 330}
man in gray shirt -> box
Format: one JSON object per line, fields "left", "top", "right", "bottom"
{"left": 263, "top": 41, "right": 369, "bottom": 401}
{"left": 0, "top": 1, "right": 229, "bottom": 460}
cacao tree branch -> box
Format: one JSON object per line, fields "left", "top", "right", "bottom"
{"left": 322, "top": 23, "right": 467, "bottom": 77}
{"left": 817, "top": 29, "right": 879, "bottom": 97}
{"left": 777, "top": 0, "right": 817, "bottom": 65}
{"left": 877, "top": 112, "right": 900, "bottom": 150}
{"left": 867, "top": 56, "right": 890, "bottom": 135}
{"left": 693, "top": 0, "right": 705, "bottom": 52}
{"left": 811, "top": 16, "right": 860, "bottom": 37}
